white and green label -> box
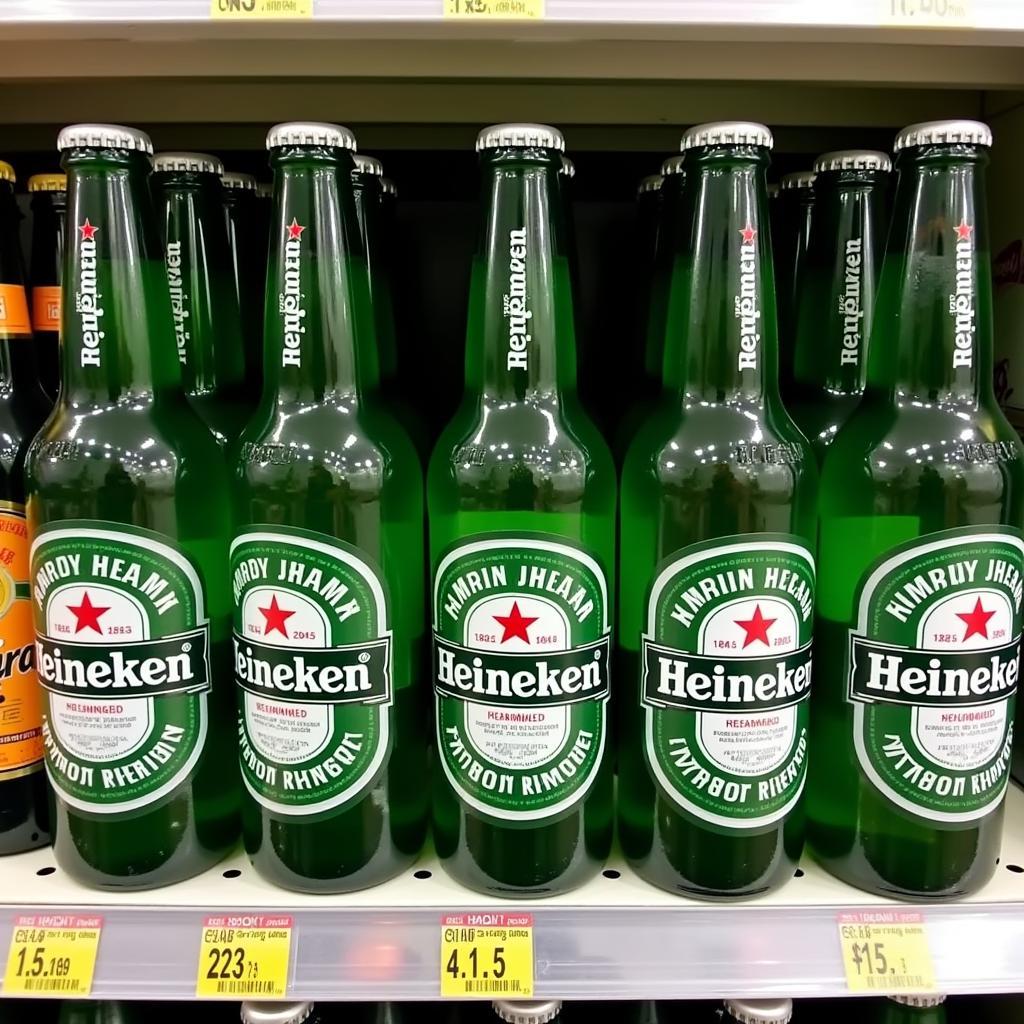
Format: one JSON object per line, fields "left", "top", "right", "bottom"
{"left": 432, "top": 534, "right": 610, "bottom": 823}
{"left": 231, "top": 526, "right": 392, "bottom": 817}
{"left": 848, "top": 527, "right": 1023, "bottom": 822}
{"left": 30, "top": 523, "right": 211, "bottom": 814}
{"left": 642, "top": 535, "right": 815, "bottom": 830}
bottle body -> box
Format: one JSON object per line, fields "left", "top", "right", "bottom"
{"left": 429, "top": 134, "right": 615, "bottom": 896}
{"left": 26, "top": 137, "right": 239, "bottom": 889}
{"left": 807, "top": 129, "right": 1023, "bottom": 899}
{"left": 0, "top": 176, "right": 51, "bottom": 854}
{"left": 619, "top": 132, "right": 817, "bottom": 899}
{"left": 233, "top": 135, "right": 427, "bottom": 892}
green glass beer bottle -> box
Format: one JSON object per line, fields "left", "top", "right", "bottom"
{"left": 0, "top": 161, "right": 50, "bottom": 855}
{"left": 788, "top": 151, "right": 891, "bottom": 462}
{"left": 429, "top": 123, "right": 615, "bottom": 897}
{"left": 807, "top": 120, "right": 1024, "bottom": 899}
{"left": 153, "top": 152, "right": 252, "bottom": 445}
{"left": 876, "top": 996, "right": 947, "bottom": 1024}
{"left": 221, "top": 170, "right": 265, "bottom": 396}
{"left": 232, "top": 122, "right": 427, "bottom": 892}
{"left": 26, "top": 123, "right": 240, "bottom": 889}
{"left": 618, "top": 122, "right": 817, "bottom": 899}
{"left": 28, "top": 172, "right": 67, "bottom": 401}
{"left": 774, "top": 170, "right": 816, "bottom": 400}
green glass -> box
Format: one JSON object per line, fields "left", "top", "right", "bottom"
{"left": 28, "top": 176, "right": 67, "bottom": 401}
{"left": 774, "top": 173, "right": 815, "bottom": 401}
{"left": 59, "top": 1003, "right": 143, "bottom": 1024}
{"left": 807, "top": 123, "right": 1024, "bottom": 898}
{"left": 0, "top": 173, "right": 50, "bottom": 855}
{"left": 153, "top": 157, "right": 252, "bottom": 444}
{"left": 222, "top": 172, "right": 266, "bottom": 396}
{"left": 26, "top": 126, "right": 239, "bottom": 889}
{"left": 874, "top": 998, "right": 947, "bottom": 1024}
{"left": 428, "top": 126, "right": 615, "bottom": 897}
{"left": 788, "top": 156, "right": 890, "bottom": 462}
{"left": 619, "top": 124, "right": 817, "bottom": 899}
{"left": 232, "top": 126, "right": 427, "bottom": 892}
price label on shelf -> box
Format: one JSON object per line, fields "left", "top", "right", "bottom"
{"left": 443, "top": 0, "right": 545, "bottom": 19}
{"left": 3, "top": 914, "right": 103, "bottom": 996}
{"left": 837, "top": 911, "right": 936, "bottom": 993}
{"left": 196, "top": 914, "right": 293, "bottom": 998}
{"left": 440, "top": 912, "right": 534, "bottom": 998}
{"left": 878, "top": 0, "right": 973, "bottom": 27}
{"left": 210, "top": 0, "right": 313, "bottom": 19}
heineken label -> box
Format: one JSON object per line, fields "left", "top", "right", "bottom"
{"left": 641, "top": 536, "right": 815, "bottom": 830}
{"left": 848, "top": 528, "right": 1023, "bottom": 822}
{"left": 433, "top": 534, "right": 610, "bottom": 823}
{"left": 30, "top": 523, "right": 211, "bottom": 814}
{"left": 231, "top": 527, "right": 392, "bottom": 817}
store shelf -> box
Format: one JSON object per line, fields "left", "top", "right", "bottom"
{"left": 3, "top": 787, "right": 1024, "bottom": 1001}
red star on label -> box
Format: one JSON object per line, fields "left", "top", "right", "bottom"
{"left": 734, "top": 604, "right": 776, "bottom": 648}
{"left": 286, "top": 218, "right": 305, "bottom": 241}
{"left": 739, "top": 223, "right": 757, "bottom": 244}
{"left": 956, "top": 597, "right": 995, "bottom": 641}
{"left": 78, "top": 219, "right": 98, "bottom": 241}
{"left": 493, "top": 601, "right": 538, "bottom": 644}
{"left": 67, "top": 591, "right": 109, "bottom": 635}
{"left": 954, "top": 221, "right": 974, "bottom": 242}
{"left": 259, "top": 595, "right": 295, "bottom": 638}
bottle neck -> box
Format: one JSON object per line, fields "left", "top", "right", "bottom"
{"left": 351, "top": 173, "right": 395, "bottom": 387}
{"left": 663, "top": 148, "right": 778, "bottom": 402}
{"left": 0, "top": 185, "right": 38, "bottom": 392}
{"left": 464, "top": 148, "right": 577, "bottom": 403}
{"left": 29, "top": 192, "right": 65, "bottom": 289}
{"left": 867, "top": 146, "right": 992, "bottom": 403}
{"left": 794, "top": 169, "right": 887, "bottom": 396}
{"left": 60, "top": 149, "right": 182, "bottom": 402}
{"left": 263, "top": 146, "right": 378, "bottom": 404}
{"left": 155, "top": 171, "right": 246, "bottom": 397}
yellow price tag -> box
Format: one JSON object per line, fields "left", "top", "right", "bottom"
{"left": 210, "top": 0, "right": 313, "bottom": 18}
{"left": 196, "top": 914, "right": 293, "bottom": 999}
{"left": 441, "top": 912, "right": 534, "bottom": 998}
{"left": 3, "top": 913, "right": 103, "bottom": 996}
{"left": 878, "top": 0, "right": 972, "bottom": 27}
{"left": 444, "top": 0, "right": 545, "bottom": 19}
{"left": 838, "top": 911, "right": 936, "bottom": 993}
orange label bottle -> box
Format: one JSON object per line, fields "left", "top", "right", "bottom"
{"left": 0, "top": 284, "right": 31, "bottom": 337}
{"left": 31, "top": 286, "right": 61, "bottom": 333}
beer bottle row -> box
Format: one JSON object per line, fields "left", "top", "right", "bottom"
{"left": 0, "top": 118, "right": 1016, "bottom": 908}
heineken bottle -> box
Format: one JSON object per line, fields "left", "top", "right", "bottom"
{"left": 619, "top": 122, "right": 817, "bottom": 899}
{"left": 775, "top": 170, "right": 816, "bottom": 400}
{"left": 28, "top": 172, "right": 67, "bottom": 401}
{"left": 876, "top": 996, "right": 947, "bottom": 1024}
{"left": 221, "top": 170, "right": 265, "bottom": 396}
{"left": 429, "top": 123, "right": 615, "bottom": 896}
{"left": 59, "top": 1004, "right": 142, "bottom": 1024}
{"left": 27, "top": 123, "right": 239, "bottom": 889}
{"left": 153, "top": 152, "right": 252, "bottom": 444}
{"left": 807, "top": 120, "right": 1024, "bottom": 899}
{"left": 232, "top": 122, "right": 427, "bottom": 892}
{"left": 493, "top": 1002, "right": 562, "bottom": 1024}
{"left": 788, "top": 151, "right": 891, "bottom": 461}
{"left": 0, "top": 161, "right": 50, "bottom": 854}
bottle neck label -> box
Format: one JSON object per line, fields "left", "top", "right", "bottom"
{"left": 230, "top": 526, "right": 393, "bottom": 816}
{"left": 641, "top": 535, "right": 814, "bottom": 829}
{"left": 736, "top": 224, "right": 762, "bottom": 373}
{"left": 505, "top": 226, "right": 532, "bottom": 372}
{"left": 432, "top": 533, "right": 610, "bottom": 822}
{"left": 951, "top": 219, "right": 977, "bottom": 372}
{"left": 72, "top": 219, "right": 105, "bottom": 368}
{"left": 0, "top": 504, "right": 44, "bottom": 779}
{"left": 0, "top": 284, "right": 31, "bottom": 338}
{"left": 280, "top": 218, "right": 308, "bottom": 370}
{"left": 164, "top": 240, "right": 190, "bottom": 367}
{"left": 31, "top": 522, "right": 211, "bottom": 814}
{"left": 840, "top": 236, "right": 866, "bottom": 373}
{"left": 846, "top": 526, "right": 1022, "bottom": 822}
{"left": 31, "top": 286, "right": 61, "bottom": 334}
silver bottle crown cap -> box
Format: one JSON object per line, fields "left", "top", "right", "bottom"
{"left": 240, "top": 1003, "right": 313, "bottom": 1024}
{"left": 767, "top": 183, "right": 780, "bottom": 198}
{"left": 560, "top": 155, "right": 575, "bottom": 178}
{"left": 492, "top": 1001, "right": 562, "bottom": 1024}
{"left": 57, "top": 123, "right": 153, "bottom": 155}
{"left": 153, "top": 151, "right": 223, "bottom": 175}
{"left": 781, "top": 170, "right": 816, "bottom": 190}
{"left": 895, "top": 119, "right": 992, "bottom": 151}
{"left": 221, "top": 171, "right": 257, "bottom": 191}
{"left": 380, "top": 177, "right": 397, "bottom": 198}
{"left": 661, "top": 155, "right": 686, "bottom": 177}
{"left": 476, "top": 123, "right": 565, "bottom": 152}
{"left": 889, "top": 995, "right": 947, "bottom": 1008}
{"left": 353, "top": 154, "right": 383, "bottom": 176}
{"left": 256, "top": 183, "right": 272, "bottom": 199}
{"left": 814, "top": 149, "right": 892, "bottom": 173}
{"left": 681, "top": 121, "right": 773, "bottom": 151}
{"left": 724, "top": 999, "right": 794, "bottom": 1024}
{"left": 266, "top": 122, "right": 357, "bottom": 151}
{"left": 638, "top": 174, "right": 664, "bottom": 195}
